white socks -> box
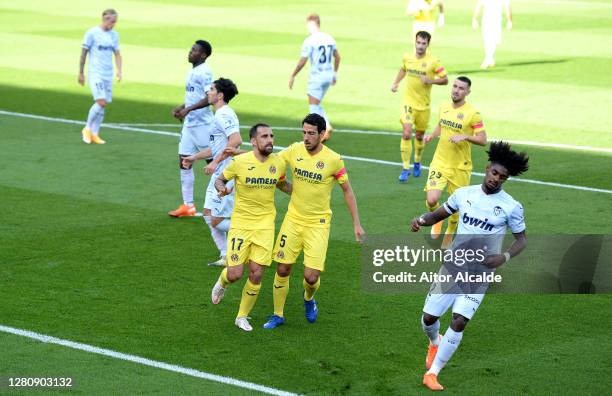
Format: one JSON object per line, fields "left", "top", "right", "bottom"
{"left": 308, "top": 104, "right": 329, "bottom": 126}
{"left": 204, "top": 216, "right": 228, "bottom": 257}
{"left": 428, "top": 327, "right": 463, "bottom": 375}
{"left": 180, "top": 168, "right": 194, "bottom": 205}
{"left": 86, "top": 103, "right": 105, "bottom": 134}
{"left": 422, "top": 316, "right": 441, "bottom": 346}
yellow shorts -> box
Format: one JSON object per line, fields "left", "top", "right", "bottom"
{"left": 424, "top": 166, "right": 471, "bottom": 193}
{"left": 226, "top": 228, "right": 274, "bottom": 267}
{"left": 273, "top": 217, "right": 330, "bottom": 272}
{"left": 400, "top": 104, "right": 430, "bottom": 132}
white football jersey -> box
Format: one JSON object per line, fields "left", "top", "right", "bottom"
{"left": 443, "top": 184, "right": 525, "bottom": 254}
{"left": 301, "top": 32, "right": 337, "bottom": 82}
{"left": 210, "top": 105, "right": 240, "bottom": 177}
{"left": 184, "top": 63, "right": 214, "bottom": 127}
{"left": 82, "top": 26, "right": 119, "bottom": 80}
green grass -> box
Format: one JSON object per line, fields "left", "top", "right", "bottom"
{"left": 1, "top": 0, "right": 612, "bottom": 394}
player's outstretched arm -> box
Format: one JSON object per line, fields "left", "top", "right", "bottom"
{"left": 114, "top": 50, "right": 122, "bottom": 82}
{"left": 182, "top": 147, "right": 213, "bottom": 169}
{"left": 472, "top": 0, "right": 483, "bottom": 29}
{"left": 411, "top": 207, "right": 450, "bottom": 232}
{"left": 484, "top": 231, "right": 526, "bottom": 268}
{"left": 289, "top": 57, "right": 308, "bottom": 89}
{"left": 333, "top": 50, "right": 341, "bottom": 85}
{"left": 339, "top": 180, "right": 366, "bottom": 243}
{"left": 78, "top": 48, "right": 88, "bottom": 85}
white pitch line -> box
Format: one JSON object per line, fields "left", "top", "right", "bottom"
{"left": 0, "top": 324, "right": 297, "bottom": 396}
{"left": 106, "top": 122, "right": 612, "bottom": 154}
{"left": 2, "top": 110, "right": 611, "bottom": 194}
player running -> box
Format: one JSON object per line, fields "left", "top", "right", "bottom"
{"left": 168, "top": 40, "right": 215, "bottom": 218}
{"left": 262, "top": 113, "right": 366, "bottom": 329}
{"left": 210, "top": 124, "right": 291, "bottom": 332}
{"left": 410, "top": 141, "right": 528, "bottom": 391}
{"left": 473, "top": 0, "right": 513, "bottom": 69}
{"left": 181, "top": 78, "right": 242, "bottom": 267}
{"left": 79, "top": 9, "right": 122, "bottom": 145}
{"left": 406, "top": 0, "right": 445, "bottom": 37}
{"left": 289, "top": 14, "right": 340, "bottom": 141}
{"left": 391, "top": 31, "right": 448, "bottom": 183}
{"left": 423, "top": 77, "right": 487, "bottom": 247}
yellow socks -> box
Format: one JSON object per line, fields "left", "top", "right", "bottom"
{"left": 272, "top": 273, "right": 290, "bottom": 317}
{"left": 219, "top": 267, "right": 231, "bottom": 287}
{"left": 303, "top": 278, "right": 320, "bottom": 301}
{"left": 427, "top": 200, "right": 440, "bottom": 212}
{"left": 414, "top": 137, "right": 425, "bottom": 163}
{"left": 237, "top": 279, "right": 261, "bottom": 318}
{"left": 446, "top": 213, "right": 459, "bottom": 235}
{"left": 400, "top": 138, "right": 412, "bottom": 169}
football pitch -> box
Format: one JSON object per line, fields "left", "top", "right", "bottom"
{"left": 1, "top": 0, "right": 611, "bottom": 394}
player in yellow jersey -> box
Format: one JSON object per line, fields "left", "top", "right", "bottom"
{"left": 423, "top": 76, "right": 487, "bottom": 247}
{"left": 261, "top": 113, "right": 366, "bottom": 329}
{"left": 391, "top": 31, "right": 448, "bottom": 183}
{"left": 210, "top": 123, "right": 292, "bottom": 332}
{"left": 406, "top": 0, "right": 444, "bottom": 37}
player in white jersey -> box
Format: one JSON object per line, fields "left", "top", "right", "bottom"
{"left": 168, "top": 40, "right": 216, "bottom": 218}
{"left": 78, "top": 9, "right": 122, "bottom": 145}
{"left": 289, "top": 14, "right": 340, "bottom": 141}
{"left": 473, "top": 0, "right": 512, "bottom": 69}
{"left": 182, "top": 78, "right": 242, "bottom": 267}
{"left": 410, "top": 141, "right": 529, "bottom": 391}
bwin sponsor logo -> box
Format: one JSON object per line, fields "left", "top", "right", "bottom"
{"left": 462, "top": 213, "right": 494, "bottom": 231}
{"left": 245, "top": 177, "right": 277, "bottom": 185}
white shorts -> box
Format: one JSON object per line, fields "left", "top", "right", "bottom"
{"left": 307, "top": 79, "right": 332, "bottom": 101}
{"left": 204, "top": 178, "right": 234, "bottom": 218}
{"left": 178, "top": 123, "right": 213, "bottom": 156}
{"left": 89, "top": 77, "right": 112, "bottom": 103}
{"left": 423, "top": 291, "right": 485, "bottom": 320}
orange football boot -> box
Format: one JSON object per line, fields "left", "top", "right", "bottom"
{"left": 423, "top": 372, "right": 444, "bottom": 391}
{"left": 426, "top": 335, "right": 442, "bottom": 370}
{"left": 168, "top": 204, "right": 196, "bottom": 217}
{"left": 90, "top": 133, "right": 106, "bottom": 144}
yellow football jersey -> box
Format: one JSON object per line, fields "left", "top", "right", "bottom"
{"left": 279, "top": 142, "right": 348, "bottom": 228}
{"left": 222, "top": 151, "right": 286, "bottom": 230}
{"left": 401, "top": 52, "right": 446, "bottom": 110}
{"left": 413, "top": 0, "right": 436, "bottom": 22}
{"left": 430, "top": 102, "right": 485, "bottom": 171}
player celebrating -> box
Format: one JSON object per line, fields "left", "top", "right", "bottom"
{"left": 423, "top": 77, "right": 486, "bottom": 246}
{"left": 473, "top": 0, "right": 513, "bottom": 69}
{"left": 262, "top": 113, "right": 366, "bottom": 330}
{"left": 79, "top": 9, "right": 122, "bottom": 145}
{"left": 410, "top": 141, "right": 528, "bottom": 391}
{"left": 181, "top": 78, "right": 242, "bottom": 267}
{"left": 210, "top": 124, "right": 291, "bottom": 332}
{"left": 168, "top": 40, "right": 214, "bottom": 218}
{"left": 289, "top": 14, "right": 340, "bottom": 141}
{"left": 391, "top": 31, "right": 448, "bottom": 183}
{"left": 406, "top": 0, "right": 445, "bottom": 37}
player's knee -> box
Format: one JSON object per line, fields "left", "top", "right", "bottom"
{"left": 304, "top": 273, "right": 319, "bottom": 285}
{"left": 450, "top": 314, "right": 469, "bottom": 332}
{"left": 96, "top": 99, "right": 107, "bottom": 107}
{"left": 248, "top": 267, "right": 263, "bottom": 284}
{"left": 276, "top": 264, "right": 292, "bottom": 277}
{"left": 415, "top": 131, "right": 425, "bottom": 140}
{"left": 422, "top": 313, "right": 439, "bottom": 326}
{"left": 426, "top": 196, "right": 438, "bottom": 208}
{"left": 227, "top": 267, "right": 243, "bottom": 283}
{"left": 210, "top": 216, "right": 223, "bottom": 228}
{"left": 179, "top": 155, "right": 192, "bottom": 170}
{"left": 402, "top": 124, "right": 412, "bottom": 139}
